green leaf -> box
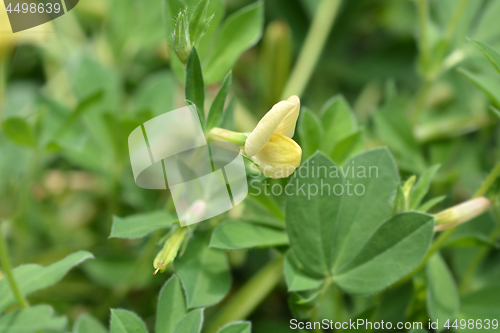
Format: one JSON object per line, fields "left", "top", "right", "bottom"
{"left": 334, "top": 212, "right": 434, "bottom": 294}
{"left": 134, "top": 71, "right": 176, "bottom": 117}
{"left": 333, "top": 148, "right": 400, "bottom": 271}
{"left": 217, "top": 321, "right": 251, "bottom": 333}
{"left": 285, "top": 152, "right": 343, "bottom": 276}
{"left": 1, "top": 117, "right": 36, "bottom": 147}
{"left": 0, "top": 251, "right": 94, "bottom": 312}
{"left": 204, "top": 1, "right": 264, "bottom": 83}
{"left": 298, "top": 108, "right": 323, "bottom": 160}
{"left": 206, "top": 71, "right": 232, "bottom": 131}
{"left": 288, "top": 290, "right": 320, "bottom": 320}
{"left": 474, "top": 0, "right": 500, "bottom": 43}
{"left": 458, "top": 286, "right": 500, "bottom": 320}
{"left": 0, "top": 305, "right": 67, "bottom": 333}
{"left": 109, "top": 211, "right": 177, "bottom": 239}
{"left": 320, "top": 95, "right": 357, "bottom": 154}
{"left": 156, "top": 275, "right": 187, "bottom": 333}
{"left": 458, "top": 68, "right": 500, "bottom": 108}
{"left": 375, "top": 281, "right": 413, "bottom": 325}
{"left": 186, "top": 47, "right": 205, "bottom": 123}
{"left": 71, "top": 57, "right": 120, "bottom": 109}
{"left": 284, "top": 252, "right": 323, "bottom": 292}
{"left": 173, "top": 309, "right": 204, "bottom": 333}
{"left": 447, "top": 234, "right": 498, "bottom": 248}
{"left": 426, "top": 254, "right": 459, "bottom": 331}
{"left": 175, "top": 232, "right": 231, "bottom": 308}
{"left": 374, "top": 108, "right": 426, "bottom": 173}
{"left": 210, "top": 220, "right": 288, "bottom": 249}
{"left": 110, "top": 309, "right": 148, "bottom": 333}
{"left": 189, "top": 0, "right": 210, "bottom": 43}
{"left": 491, "top": 106, "right": 500, "bottom": 119}
{"left": 418, "top": 195, "right": 446, "bottom": 212}
{"left": 74, "top": 313, "right": 108, "bottom": 333}
{"left": 330, "top": 130, "right": 364, "bottom": 165}
{"left": 81, "top": 258, "right": 151, "bottom": 288}
{"left": 469, "top": 38, "right": 500, "bottom": 74}
{"left": 410, "top": 164, "right": 441, "bottom": 210}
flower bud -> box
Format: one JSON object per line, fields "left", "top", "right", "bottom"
{"left": 153, "top": 227, "right": 188, "bottom": 274}
{"left": 206, "top": 128, "right": 248, "bottom": 147}
{"left": 434, "top": 197, "right": 492, "bottom": 231}
{"left": 172, "top": 9, "right": 192, "bottom": 64}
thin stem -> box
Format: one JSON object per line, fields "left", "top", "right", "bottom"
{"left": 412, "top": 80, "right": 431, "bottom": 123}
{"left": 396, "top": 161, "right": 500, "bottom": 285}
{"left": 459, "top": 206, "right": 500, "bottom": 294}
{"left": 444, "top": 0, "right": 470, "bottom": 42}
{"left": 311, "top": 277, "right": 332, "bottom": 330}
{"left": 473, "top": 160, "right": 500, "bottom": 198}
{"left": 0, "top": 223, "right": 28, "bottom": 308}
{"left": 0, "top": 56, "right": 7, "bottom": 117}
{"left": 281, "top": 0, "right": 342, "bottom": 99}
{"left": 205, "top": 256, "right": 284, "bottom": 333}
{"left": 416, "top": 0, "right": 430, "bottom": 75}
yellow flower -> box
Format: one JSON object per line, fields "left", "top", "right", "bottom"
{"left": 244, "top": 95, "right": 302, "bottom": 178}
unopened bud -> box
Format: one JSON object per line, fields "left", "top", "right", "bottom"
{"left": 206, "top": 127, "right": 248, "bottom": 147}
{"left": 402, "top": 175, "right": 416, "bottom": 211}
{"left": 153, "top": 227, "right": 188, "bottom": 274}
{"left": 434, "top": 197, "right": 492, "bottom": 231}
{"left": 172, "top": 9, "right": 192, "bottom": 64}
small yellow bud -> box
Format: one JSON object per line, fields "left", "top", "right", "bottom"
{"left": 153, "top": 227, "right": 188, "bottom": 274}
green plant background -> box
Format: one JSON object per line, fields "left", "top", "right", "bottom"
{"left": 1, "top": 0, "right": 500, "bottom": 332}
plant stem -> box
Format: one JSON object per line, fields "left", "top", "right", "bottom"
{"left": 397, "top": 161, "right": 500, "bottom": 285}
{"left": 444, "top": 0, "right": 470, "bottom": 42}
{"left": 416, "top": 0, "right": 430, "bottom": 75}
{"left": 0, "top": 223, "right": 28, "bottom": 308}
{"left": 473, "top": 160, "right": 500, "bottom": 198}
{"left": 281, "top": 0, "right": 342, "bottom": 99}
{"left": 205, "top": 256, "right": 284, "bottom": 333}
{"left": 459, "top": 206, "right": 500, "bottom": 294}
{"left": 412, "top": 80, "right": 431, "bottom": 123}
{"left": 0, "top": 56, "right": 7, "bottom": 117}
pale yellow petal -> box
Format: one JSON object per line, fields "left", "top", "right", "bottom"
{"left": 244, "top": 95, "right": 300, "bottom": 157}
{"left": 275, "top": 95, "right": 300, "bottom": 137}
{"left": 252, "top": 133, "right": 302, "bottom": 179}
